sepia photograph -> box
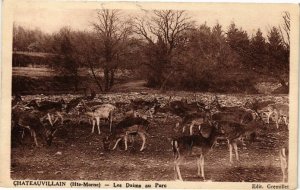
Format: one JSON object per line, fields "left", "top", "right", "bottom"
{"left": 1, "top": 1, "right": 299, "bottom": 189}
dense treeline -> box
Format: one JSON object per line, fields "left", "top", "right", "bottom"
{"left": 12, "top": 10, "right": 290, "bottom": 93}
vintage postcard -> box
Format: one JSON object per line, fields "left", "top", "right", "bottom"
{"left": 1, "top": 0, "right": 299, "bottom": 189}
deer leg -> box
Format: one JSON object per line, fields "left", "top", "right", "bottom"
{"left": 280, "top": 148, "right": 288, "bottom": 182}
{"left": 182, "top": 125, "right": 186, "bottom": 133}
{"left": 149, "top": 109, "right": 153, "bottom": 118}
{"left": 233, "top": 142, "right": 239, "bottom": 162}
{"left": 200, "top": 154, "right": 205, "bottom": 180}
{"left": 283, "top": 116, "right": 288, "bottom": 126}
{"left": 189, "top": 123, "right": 194, "bottom": 135}
{"left": 138, "top": 132, "right": 146, "bottom": 151}
{"left": 91, "top": 119, "right": 96, "bottom": 133}
{"left": 174, "top": 164, "right": 178, "bottom": 180}
{"left": 96, "top": 117, "right": 100, "bottom": 134}
{"left": 175, "top": 160, "right": 183, "bottom": 181}
{"left": 56, "top": 112, "right": 64, "bottom": 124}
{"left": 283, "top": 116, "right": 289, "bottom": 129}
{"left": 124, "top": 134, "right": 128, "bottom": 151}
{"left": 271, "top": 111, "right": 279, "bottom": 128}
{"left": 112, "top": 138, "right": 122, "bottom": 150}
{"left": 228, "top": 140, "right": 233, "bottom": 163}
{"left": 164, "top": 113, "right": 169, "bottom": 123}
{"left": 266, "top": 112, "right": 272, "bottom": 125}
{"left": 21, "top": 128, "right": 25, "bottom": 139}
{"left": 109, "top": 112, "right": 112, "bottom": 132}
{"left": 52, "top": 116, "right": 59, "bottom": 126}
{"left": 47, "top": 113, "right": 53, "bottom": 126}
{"left": 275, "top": 117, "right": 279, "bottom": 129}
{"left": 197, "top": 157, "right": 201, "bottom": 177}
{"left": 31, "top": 129, "right": 38, "bottom": 147}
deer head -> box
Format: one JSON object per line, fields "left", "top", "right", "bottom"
{"left": 44, "top": 127, "right": 58, "bottom": 146}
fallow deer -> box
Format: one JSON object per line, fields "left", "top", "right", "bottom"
{"left": 111, "top": 117, "right": 150, "bottom": 151}
{"left": 14, "top": 110, "right": 57, "bottom": 146}
{"left": 27, "top": 99, "right": 65, "bottom": 126}
{"left": 172, "top": 122, "right": 221, "bottom": 181}
{"left": 216, "top": 118, "right": 264, "bottom": 163}
{"left": 81, "top": 101, "right": 116, "bottom": 134}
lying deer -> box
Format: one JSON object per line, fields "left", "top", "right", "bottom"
{"left": 172, "top": 122, "right": 221, "bottom": 181}
{"left": 111, "top": 117, "right": 150, "bottom": 151}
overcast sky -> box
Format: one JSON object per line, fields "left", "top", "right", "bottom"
{"left": 13, "top": 3, "right": 288, "bottom": 37}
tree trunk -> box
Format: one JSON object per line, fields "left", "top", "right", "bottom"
{"left": 88, "top": 60, "right": 103, "bottom": 92}
{"left": 104, "top": 67, "right": 109, "bottom": 91}
{"left": 109, "top": 70, "right": 115, "bottom": 89}
{"left": 74, "top": 76, "right": 78, "bottom": 91}
{"left": 160, "top": 70, "right": 175, "bottom": 91}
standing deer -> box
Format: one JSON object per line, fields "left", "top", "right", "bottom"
{"left": 81, "top": 101, "right": 116, "bottom": 134}
{"left": 172, "top": 122, "right": 221, "bottom": 181}
{"left": 216, "top": 118, "right": 263, "bottom": 163}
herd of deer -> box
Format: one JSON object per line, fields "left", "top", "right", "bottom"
{"left": 11, "top": 93, "right": 289, "bottom": 182}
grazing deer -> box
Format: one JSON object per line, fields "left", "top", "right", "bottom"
{"left": 172, "top": 122, "right": 221, "bottom": 181}
{"left": 14, "top": 110, "right": 57, "bottom": 146}
{"left": 27, "top": 99, "right": 65, "bottom": 126}
{"left": 81, "top": 101, "right": 116, "bottom": 134}
{"left": 111, "top": 117, "right": 150, "bottom": 151}
{"left": 112, "top": 125, "right": 148, "bottom": 151}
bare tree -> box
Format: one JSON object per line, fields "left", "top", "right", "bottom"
{"left": 133, "top": 10, "right": 194, "bottom": 90}
{"left": 92, "top": 9, "right": 132, "bottom": 91}
{"left": 279, "top": 11, "right": 290, "bottom": 49}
